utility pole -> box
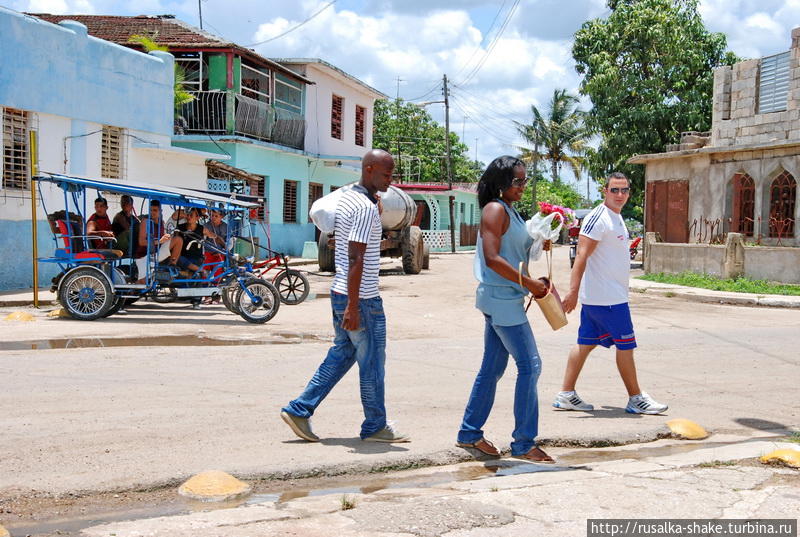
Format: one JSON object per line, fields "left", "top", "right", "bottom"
{"left": 395, "top": 76, "right": 404, "bottom": 182}
{"left": 443, "top": 74, "right": 456, "bottom": 253}
{"left": 198, "top": 0, "right": 203, "bottom": 29}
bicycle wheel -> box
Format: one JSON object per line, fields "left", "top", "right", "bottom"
{"left": 236, "top": 278, "right": 280, "bottom": 324}
{"left": 274, "top": 269, "right": 310, "bottom": 305}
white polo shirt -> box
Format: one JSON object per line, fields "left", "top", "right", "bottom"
{"left": 579, "top": 204, "right": 630, "bottom": 306}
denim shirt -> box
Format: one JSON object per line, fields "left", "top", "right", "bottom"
{"left": 474, "top": 199, "right": 533, "bottom": 326}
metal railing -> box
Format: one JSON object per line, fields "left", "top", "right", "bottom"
{"left": 688, "top": 216, "right": 796, "bottom": 245}
{"left": 176, "top": 91, "right": 305, "bottom": 150}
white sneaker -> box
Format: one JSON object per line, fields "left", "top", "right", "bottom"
{"left": 553, "top": 391, "right": 594, "bottom": 411}
{"left": 626, "top": 392, "right": 668, "bottom": 415}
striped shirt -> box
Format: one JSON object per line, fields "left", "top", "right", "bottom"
{"left": 330, "top": 185, "right": 382, "bottom": 299}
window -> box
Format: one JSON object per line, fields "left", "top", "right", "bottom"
{"left": 758, "top": 51, "right": 790, "bottom": 114}
{"left": 355, "top": 105, "right": 365, "bottom": 146}
{"left": 241, "top": 63, "right": 271, "bottom": 103}
{"left": 274, "top": 74, "right": 303, "bottom": 114}
{"left": 308, "top": 182, "right": 323, "bottom": 222}
{"left": 283, "top": 180, "right": 298, "bottom": 223}
{"left": 331, "top": 94, "right": 343, "bottom": 140}
{"left": 101, "top": 125, "right": 123, "bottom": 180}
{"left": 731, "top": 173, "right": 755, "bottom": 236}
{"left": 2, "top": 108, "right": 29, "bottom": 190}
{"left": 769, "top": 171, "right": 796, "bottom": 238}
{"left": 249, "top": 177, "right": 266, "bottom": 221}
{"left": 174, "top": 52, "right": 203, "bottom": 92}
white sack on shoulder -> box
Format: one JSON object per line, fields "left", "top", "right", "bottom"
{"left": 309, "top": 188, "right": 345, "bottom": 233}
{"left": 525, "top": 212, "right": 563, "bottom": 263}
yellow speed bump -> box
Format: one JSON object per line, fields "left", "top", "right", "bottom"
{"left": 47, "top": 308, "right": 70, "bottom": 318}
{"left": 0, "top": 523, "right": 9, "bottom": 537}
{"left": 178, "top": 470, "right": 251, "bottom": 501}
{"left": 759, "top": 449, "right": 800, "bottom": 468}
{"left": 666, "top": 419, "right": 709, "bottom": 440}
{"left": 4, "top": 311, "right": 34, "bottom": 321}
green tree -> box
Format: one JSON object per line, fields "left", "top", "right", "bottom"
{"left": 517, "top": 172, "right": 585, "bottom": 220}
{"left": 572, "top": 0, "right": 738, "bottom": 213}
{"left": 515, "top": 89, "right": 589, "bottom": 185}
{"left": 373, "top": 99, "right": 482, "bottom": 183}
{"left": 129, "top": 34, "right": 195, "bottom": 112}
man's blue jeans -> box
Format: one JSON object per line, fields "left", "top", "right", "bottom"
{"left": 458, "top": 314, "right": 542, "bottom": 455}
{"left": 283, "top": 292, "right": 387, "bottom": 439}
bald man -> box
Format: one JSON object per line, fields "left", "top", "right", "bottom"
{"left": 281, "top": 149, "right": 410, "bottom": 444}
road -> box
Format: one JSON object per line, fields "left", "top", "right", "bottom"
{"left": 0, "top": 246, "right": 798, "bottom": 503}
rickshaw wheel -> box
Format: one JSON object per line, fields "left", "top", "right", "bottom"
{"left": 58, "top": 267, "right": 114, "bottom": 321}
{"left": 221, "top": 285, "right": 241, "bottom": 314}
{"left": 152, "top": 287, "right": 177, "bottom": 303}
{"left": 236, "top": 279, "right": 280, "bottom": 324}
{"left": 274, "top": 269, "right": 310, "bottom": 305}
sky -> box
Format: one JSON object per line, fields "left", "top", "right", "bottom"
{"left": 9, "top": 0, "right": 800, "bottom": 192}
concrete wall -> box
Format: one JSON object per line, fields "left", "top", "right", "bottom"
{"left": 293, "top": 62, "right": 377, "bottom": 162}
{"left": 711, "top": 28, "right": 800, "bottom": 147}
{"left": 646, "top": 242, "right": 727, "bottom": 277}
{"left": 744, "top": 246, "right": 800, "bottom": 283}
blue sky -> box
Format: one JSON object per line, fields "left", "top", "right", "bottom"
{"left": 10, "top": 0, "right": 800, "bottom": 191}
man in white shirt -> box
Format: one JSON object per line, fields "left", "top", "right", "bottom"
{"left": 554, "top": 172, "right": 668, "bottom": 415}
{"left": 281, "top": 149, "right": 410, "bottom": 443}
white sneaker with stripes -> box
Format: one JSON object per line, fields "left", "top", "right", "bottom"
{"left": 626, "top": 392, "right": 668, "bottom": 415}
{"left": 553, "top": 391, "right": 594, "bottom": 411}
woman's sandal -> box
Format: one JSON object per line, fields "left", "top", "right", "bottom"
{"left": 515, "top": 446, "right": 556, "bottom": 464}
{"left": 456, "top": 437, "right": 500, "bottom": 457}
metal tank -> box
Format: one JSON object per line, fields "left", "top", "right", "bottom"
{"left": 337, "top": 183, "right": 417, "bottom": 230}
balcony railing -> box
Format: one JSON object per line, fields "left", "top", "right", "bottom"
{"left": 176, "top": 90, "right": 305, "bottom": 150}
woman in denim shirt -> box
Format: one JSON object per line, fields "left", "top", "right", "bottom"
{"left": 456, "top": 155, "right": 555, "bottom": 463}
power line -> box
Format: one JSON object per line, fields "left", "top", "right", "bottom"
{"left": 245, "top": 1, "right": 337, "bottom": 47}
{"left": 449, "top": 95, "right": 519, "bottom": 148}
{"left": 450, "top": 84, "right": 527, "bottom": 123}
{"left": 458, "top": 0, "right": 521, "bottom": 86}
{"left": 452, "top": 0, "right": 507, "bottom": 79}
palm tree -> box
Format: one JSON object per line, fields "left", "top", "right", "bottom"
{"left": 516, "top": 89, "right": 589, "bottom": 185}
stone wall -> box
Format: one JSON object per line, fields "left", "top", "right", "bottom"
{"left": 711, "top": 28, "right": 800, "bottom": 147}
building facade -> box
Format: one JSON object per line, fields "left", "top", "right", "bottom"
{"left": 631, "top": 27, "right": 800, "bottom": 248}
{"left": 0, "top": 8, "right": 216, "bottom": 290}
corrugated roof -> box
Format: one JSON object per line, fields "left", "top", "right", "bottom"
{"left": 27, "top": 13, "right": 312, "bottom": 84}
{"left": 275, "top": 58, "right": 388, "bottom": 99}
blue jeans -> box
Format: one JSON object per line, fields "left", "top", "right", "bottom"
{"left": 458, "top": 315, "right": 542, "bottom": 455}
{"left": 283, "top": 292, "right": 387, "bottom": 439}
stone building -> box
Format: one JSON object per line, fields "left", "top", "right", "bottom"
{"left": 629, "top": 27, "right": 800, "bottom": 247}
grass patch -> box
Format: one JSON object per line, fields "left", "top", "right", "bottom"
{"left": 638, "top": 272, "right": 800, "bottom": 296}
{"left": 697, "top": 460, "right": 736, "bottom": 468}
{"left": 340, "top": 495, "right": 357, "bottom": 510}
{"left": 786, "top": 432, "right": 800, "bottom": 444}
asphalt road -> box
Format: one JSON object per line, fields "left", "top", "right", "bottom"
{"left": 1, "top": 246, "right": 798, "bottom": 497}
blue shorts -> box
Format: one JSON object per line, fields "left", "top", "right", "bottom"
{"left": 578, "top": 303, "right": 637, "bottom": 350}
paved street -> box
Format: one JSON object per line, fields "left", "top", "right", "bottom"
{"left": 1, "top": 247, "right": 798, "bottom": 535}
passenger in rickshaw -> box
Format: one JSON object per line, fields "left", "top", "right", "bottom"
{"left": 86, "top": 197, "right": 115, "bottom": 249}
{"left": 165, "top": 207, "right": 187, "bottom": 234}
{"left": 203, "top": 208, "right": 227, "bottom": 275}
{"left": 173, "top": 207, "right": 206, "bottom": 276}
{"left": 134, "top": 199, "right": 172, "bottom": 282}
{"left": 111, "top": 194, "right": 140, "bottom": 257}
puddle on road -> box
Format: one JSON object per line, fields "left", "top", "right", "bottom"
{"left": 0, "top": 332, "right": 327, "bottom": 351}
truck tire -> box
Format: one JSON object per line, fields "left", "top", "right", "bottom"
{"left": 318, "top": 232, "right": 335, "bottom": 272}
{"left": 401, "top": 226, "right": 424, "bottom": 275}
{"left": 422, "top": 242, "right": 430, "bottom": 270}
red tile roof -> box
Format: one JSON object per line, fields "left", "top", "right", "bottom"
{"left": 27, "top": 13, "right": 310, "bottom": 83}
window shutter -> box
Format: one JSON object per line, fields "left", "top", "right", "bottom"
{"left": 355, "top": 105, "right": 365, "bottom": 146}
{"left": 331, "top": 95, "right": 343, "bottom": 140}
{"left": 283, "top": 180, "right": 298, "bottom": 223}
{"left": 2, "top": 108, "right": 29, "bottom": 190}
{"left": 758, "top": 51, "right": 790, "bottom": 114}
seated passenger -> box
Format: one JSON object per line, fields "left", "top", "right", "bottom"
{"left": 135, "top": 199, "right": 172, "bottom": 282}
{"left": 112, "top": 194, "right": 140, "bottom": 257}
{"left": 86, "top": 197, "right": 115, "bottom": 249}
{"left": 173, "top": 207, "right": 206, "bottom": 275}
{"left": 165, "top": 208, "right": 187, "bottom": 235}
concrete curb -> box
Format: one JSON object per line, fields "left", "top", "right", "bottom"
{"left": 630, "top": 281, "right": 800, "bottom": 308}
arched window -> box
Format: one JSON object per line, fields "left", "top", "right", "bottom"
{"left": 769, "top": 171, "right": 796, "bottom": 238}
{"left": 731, "top": 173, "right": 755, "bottom": 236}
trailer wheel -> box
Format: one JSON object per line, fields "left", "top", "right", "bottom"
{"left": 58, "top": 267, "right": 114, "bottom": 321}
{"left": 318, "top": 232, "right": 335, "bottom": 272}
{"left": 401, "top": 226, "right": 424, "bottom": 275}
{"left": 422, "top": 242, "right": 430, "bottom": 270}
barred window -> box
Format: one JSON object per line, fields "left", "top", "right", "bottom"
{"left": 769, "top": 171, "right": 796, "bottom": 238}
{"left": 250, "top": 177, "right": 266, "bottom": 221}
{"left": 355, "top": 105, "right": 365, "bottom": 146}
{"left": 101, "top": 125, "right": 123, "bottom": 180}
{"left": 758, "top": 51, "right": 790, "bottom": 114}
{"left": 331, "top": 94, "right": 343, "bottom": 140}
{"left": 283, "top": 180, "right": 298, "bottom": 223}
{"left": 2, "top": 108, "right": 29, "bottom": 190}
{"left": 241, "top": 63, "right": 271, "bottom": 103}
{"left": 308, "top": 182, "right": 323, "bottom": 222}
{"left": 731, "top": 173, "right": 755, "bottom": 236}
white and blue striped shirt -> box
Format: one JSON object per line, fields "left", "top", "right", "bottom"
{"left": 330, "top": 186, "right": 382, "bottom": 299}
